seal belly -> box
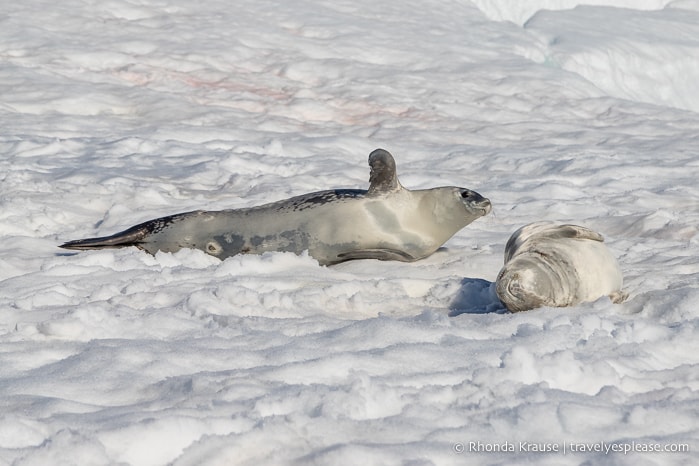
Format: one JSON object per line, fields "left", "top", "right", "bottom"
{"left": 306, "top": 195, "right": 432, "bottom": 263}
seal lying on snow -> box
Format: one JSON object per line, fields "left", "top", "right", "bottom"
{"left": 61, "top": 149, "right": 492, "bottom": 265}
{"left": 495, "top": 222, "right": 627, "bottom": 312}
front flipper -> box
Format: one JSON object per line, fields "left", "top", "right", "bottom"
{"left": 367, "top": 149, "right": 403, "bottom": 195}
{"left": 336, "top": 248, "right": 416, "bottom": 263}
{"left": 546, "top": 224, "right": 605, "bottom": 242}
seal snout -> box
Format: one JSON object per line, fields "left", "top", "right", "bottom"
{"left": 460, "top": 188, "right": 492, "bottom": 215}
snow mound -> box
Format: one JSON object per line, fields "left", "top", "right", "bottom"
{"left": 471, "top": 0, "right": 671, "bottom": 25}
{"left": 525, "top": 5, "right": 699, "bottom": 112}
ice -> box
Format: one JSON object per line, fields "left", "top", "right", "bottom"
{"left": 1, "top": 0, "right": 698, "bottom": 465}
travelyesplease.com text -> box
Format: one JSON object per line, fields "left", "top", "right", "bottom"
{"left": 453, "top": 440, "right": 689, "bottom": 455}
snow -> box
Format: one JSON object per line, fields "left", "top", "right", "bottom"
{"left": 1, "top": 0, "right": 698, "bottom": 465}
{"left": 472, "top": 0, "right": 673, "bottom": 25}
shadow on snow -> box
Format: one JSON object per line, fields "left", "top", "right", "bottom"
{"left": 449, "top": 278, "right": 507, "bottom": 316}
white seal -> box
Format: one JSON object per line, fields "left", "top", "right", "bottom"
{"left": 61, "top": 149, "right": 492, "bottom": 265}
{"left": 495, "top": 222, "right": 627, "bottom": 312}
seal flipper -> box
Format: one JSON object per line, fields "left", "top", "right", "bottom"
{"left": 60, "top": 222, "right": 152, "bottom": 252}
{"left": 609, "top": 290, "right": 629, "bottom": 304}
{"left": 59, "top": 212, "right": 191, "bottom": 253}
{"left": 547, "top": 224, "right": 605, "bottom": 242}
{"left": 336, "top": 248, "right": 416, "bottom": 263}
{"left": 504, "top": 222, "right": 607, "bottom": 263}
{"left": 506, "top": 223, "right": 604, "bottom": 251}
{"left": 367, "top": 149, "right": 402, "bottom": 196}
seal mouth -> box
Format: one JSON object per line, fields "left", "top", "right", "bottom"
{"left": 472, "top": 198, "right": 492, "bottom": 216}
{"left": 478, "top": 199, "right": 492, "bottom": 215}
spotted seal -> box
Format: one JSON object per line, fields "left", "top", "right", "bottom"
{"left": 60, "top": 149, "right": 492, "bottom": 265}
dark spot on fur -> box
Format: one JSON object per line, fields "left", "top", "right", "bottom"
{"left": 281, "top": 189, "right": 366, "bottom": 212}
{"left": 219, "top": 234, "right": 246, "bottom": 253}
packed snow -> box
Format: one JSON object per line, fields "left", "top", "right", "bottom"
{"left": 1, "top": 0, "right": 699, "bottom": 464}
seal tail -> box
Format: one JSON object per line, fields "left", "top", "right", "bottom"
{"left": 60, "top": 224, "right": 150, "bottom": 251}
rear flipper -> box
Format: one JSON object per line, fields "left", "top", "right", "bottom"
{"left": 60, "top": 222, "right": 151, "bottom": 251}
{"left": 60, "top": 211, "right": 204, "bottom": 254}
{"left": 609, "top": 290, "right": 629, "bottom": 304}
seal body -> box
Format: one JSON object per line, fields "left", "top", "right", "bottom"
{"left": 60, "top": 149, "right": 492, "bottom": 265}
{"left": 495, "top": 222, "right": 626, "bottom": 312}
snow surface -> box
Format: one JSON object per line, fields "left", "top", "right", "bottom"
{"left": 1, "top": 0, "right": 699, "bottom": 464}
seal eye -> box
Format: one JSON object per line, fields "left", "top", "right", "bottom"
{"left": 460, "top": 189, "right": 489, "bottom": 209}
